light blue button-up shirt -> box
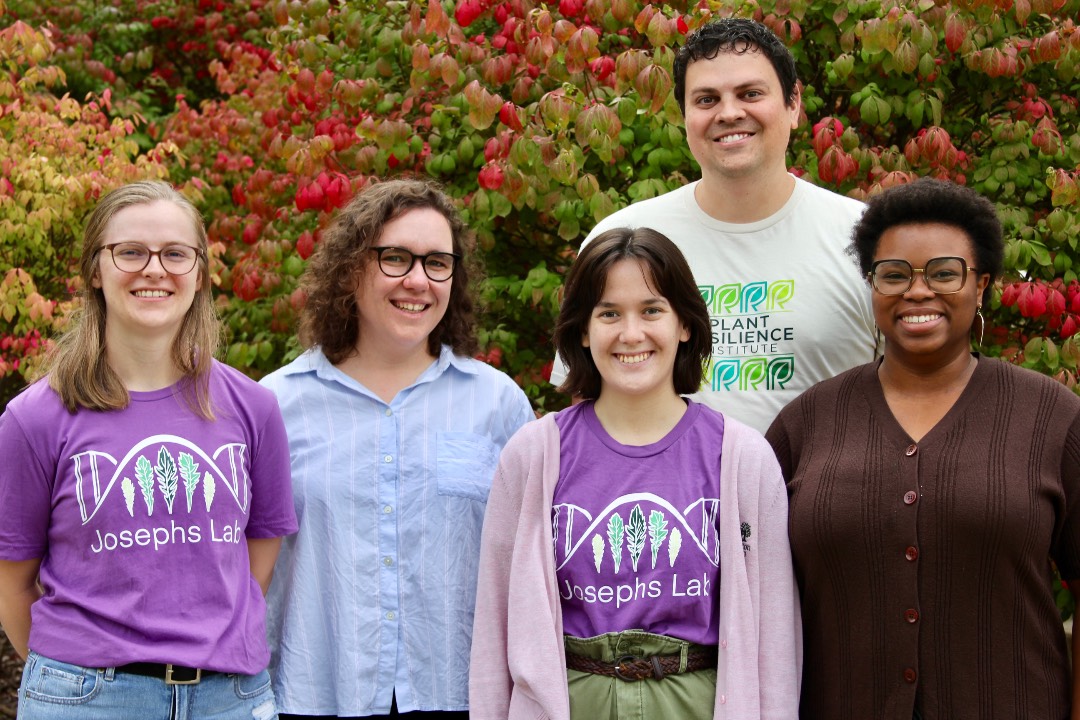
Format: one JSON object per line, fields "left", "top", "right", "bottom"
{"left": 260, "top": 346, "right": 533, "bottom": 715}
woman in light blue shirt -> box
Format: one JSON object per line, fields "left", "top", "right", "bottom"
{"left": 261, "top": 178, "right": 533, "bottom": 719}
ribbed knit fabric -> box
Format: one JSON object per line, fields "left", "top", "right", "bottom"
{"left": 767, "top": 354, "right": 1080, "bottom": 720}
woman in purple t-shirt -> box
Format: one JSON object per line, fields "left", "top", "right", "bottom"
{"left": 470, "top": 228, "right": 801, "bottom": 719}
{"left": 0, "top": 181, "right": 297, "bottom": 719}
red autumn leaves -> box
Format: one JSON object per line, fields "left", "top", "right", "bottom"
{"left": 294, "top": 171, "right": 351, "bottom": 213}
{"left": 1001, "top": 279, "right": 1080, "bottom": 339}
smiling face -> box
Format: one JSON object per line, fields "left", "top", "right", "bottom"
{"left": 92, "top": 199, "right": 203, "bottom": 347}
{"left": 583, "top": 259, "right": 690, "bottom": 406}
{"left": 683, "top": 49, "right": 800, "bottom": 188}
{"left": 872, "top": 222, "right": 990, "bottom": 369}
{"left": 353, "top": 207, "right": 454, "bottom": 363}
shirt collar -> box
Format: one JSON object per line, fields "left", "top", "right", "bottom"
{"left": 280, "top": 345, "right": 478, "bottom": 384}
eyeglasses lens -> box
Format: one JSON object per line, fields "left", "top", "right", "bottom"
{"left": 872, "top": 257, "right": 966, "bottom": 295}
{"left": 110, "top": 243, "right": 199, "bottom": 274}
{"left": 377, "top": 249, "right": 456, "bottom": 282}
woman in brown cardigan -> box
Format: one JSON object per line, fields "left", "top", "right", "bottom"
{"left": 767, "top": 177, "right": 1080, "bottom": 720}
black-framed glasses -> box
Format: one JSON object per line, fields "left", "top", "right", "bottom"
{"left": 370, "top": 246, "right": 460, "bottom": 282}
{"left": 868, "top": 256, "right": 977, "bottom": 296}
{"left": 99, "top": 242, "right": 203, "bottom": 275}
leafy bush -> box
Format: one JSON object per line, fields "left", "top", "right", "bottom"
{"left": 0, "top": 8, "right": 181, "bottom": 401}
{"left": 1, "top": 0, "right": 1078, "bottom": 417}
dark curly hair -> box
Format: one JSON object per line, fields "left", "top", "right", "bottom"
{"left": 851, "top": 177, "right": 1003, "bottom": 307}
{"left": 673, "top": 18, "right": 799, "bottom": 115}
{"left": 298, "top": 177, "right": 479, "bottom": 362}
{"left": 555, "top": 227, "right": 712, "bottom": 399}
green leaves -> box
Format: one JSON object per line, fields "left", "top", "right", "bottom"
{"left": 4, "top": 0, "right": 1080, "bottom": 416}
{"left": 648, "top": 509, "right": 669, "bottom": 569}
{"left": 607, "top": 513, "right": 625, "bottom": 574}
{"left": 626, "top": 504, "right": 646, "bottom": 572}
{"left": 155, "top": 446, "right": 178, "bottom": 514}
{"left": 136, "top": 455, "right": 155, "bottom": 515}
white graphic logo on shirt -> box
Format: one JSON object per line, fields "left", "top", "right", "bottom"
{"left": 72, "top": 434, "right": 250, "bottom": 524}
{"left": 701, "top": 280, "right": 798, "bottom": 392}
{"left": 552, "top": 492, "right": 720, "bottom": 573}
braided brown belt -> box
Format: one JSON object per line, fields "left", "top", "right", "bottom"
{"left": 565, "top": 647, "right": 718, "bottom": 682}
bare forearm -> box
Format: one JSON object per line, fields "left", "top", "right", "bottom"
{"left": 247, "top": 537, "right": 283, "bottom": 595}
{"left": 0, "top": 559, "right": 43, "bottom": 660}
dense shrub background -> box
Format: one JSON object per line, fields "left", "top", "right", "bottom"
{"left": 0, "top": 0, "right": 1078, "bottom": 640}
{"left": 2, "top": 0, "right": 1078, "bottom": 409}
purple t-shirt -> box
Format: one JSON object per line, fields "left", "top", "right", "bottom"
{"left": 553, "top": 400, "right": 724, "bottom": 645}
{"left": 0, "top": 361, "right": 297, "bottom": 674}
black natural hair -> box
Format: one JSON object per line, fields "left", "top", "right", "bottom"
{"left": 851, "top": 177, "right": 1003, "bottom": 307}
{"left": 673, "top": 18, "right": 799, "bottom": 115}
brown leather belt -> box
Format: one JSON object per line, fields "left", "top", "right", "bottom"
{"left": 115, "top": 662, "right": 217, "bottom": 685}
{"left": 565, "top": 647, "right": 718, "bottom": 682}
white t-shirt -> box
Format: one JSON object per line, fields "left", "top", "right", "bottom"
{"left": 551, "top": 176, "right": 876, "bottom": 433}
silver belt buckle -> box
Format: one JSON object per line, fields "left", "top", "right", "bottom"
{"left": 165, "top": 664, "right": 202, "bottom": 685}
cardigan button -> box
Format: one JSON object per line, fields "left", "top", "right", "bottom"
{"left": 903, "top": 491, "right": 917, "bottom": 505}
{"left": 904, "top": 608, "right": 919, "bottom": 623}
{"left": 903, "top": 668, "right": 917, "bottom": 683}
{"left": 905, "top": 546, "right": 919, "bottom": 561}
{"left": 905, "top": 444, "right": 918, "bottom": 456}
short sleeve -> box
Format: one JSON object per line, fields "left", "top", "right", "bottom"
{"left": 244, "top": 395, "right": 297, "bottom": 539}
{"left": 0, "top": 404, "right": 53, "bottom": 560}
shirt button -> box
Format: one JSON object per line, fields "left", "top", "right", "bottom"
{"left": 385, "top": 611, "right": 395, "bottom": 620}
{"left": 720, "top": 639, "right": 727, "bottom": 649}
{"left": 383, "top": 505, "right": 393, "bottom": 514}
{"left": 719, "top": 695, "right": 726, "bottom": 705}
{"left": 903, "top": 668, "right": 917, "bottom": 683}
{"left": 384, "top": 455, "right": 393, "bottom": 463}
{"left": 385, "top": 408, "right": 393, "bottom": 416}
{"left": 904, "top": 608, "right": 919, "bottom": 623}
{"left": 903, "top": 491, "right": 918, "bottom": 505}
{"left": 905, "top": 444, "right": 918, "bottom": 456}
{"left": 905, "top": 546, "right": 919, "bottom": 561}
{"left": 383, "top": 556, "right": 393, "bottom": 566}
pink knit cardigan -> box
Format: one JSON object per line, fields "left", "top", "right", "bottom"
{"left": 469, "top": 411, "right": 802, "bottom": 720}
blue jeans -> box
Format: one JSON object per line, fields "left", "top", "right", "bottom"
{"left": 18, "top": 651, "right": 278, "bottom": 720}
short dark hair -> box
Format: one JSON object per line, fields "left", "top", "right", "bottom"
{"left": 298, "top": 177, "right": 479, "bottom": 362}
{"left": 673, "top": 18, "right": 799, "bottom": 115}
{"left": 851, "top": 177, "right": 1003, "bottom": 307}
{"left": 555, "top": 228, "right": 712, "bottom": 399}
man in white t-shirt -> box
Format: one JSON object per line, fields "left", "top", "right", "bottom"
{"left": 550, "top": 18, "right": 875, "bottom": 433}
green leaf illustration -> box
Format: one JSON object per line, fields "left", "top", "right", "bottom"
{"left": 591, "top": 534, "right": 604, "bottom": 573}
{"left": 648, "top": 509, "right": 669, "bottom": 569}
{"left": 121, "top": 477, "right": 135, "bottom": 517}
{"left": 155, "top": 446, "right": 178, "bottom": 514}
{"left": 607, "top": 513, "right": 625, "bottom": 574}
{"left": 135, "top": 455, "right": 155, "bottom": 515}
{"left": 178, "top": 451, "right": 201, "bottom": 512}
{"left": 203, "top": 471, "right": 216, "bottom": 512}
{"left": 668, "top": 527, "right": 683, "bottom": 568}
{"left": 626, "top": 504, "right": 646, "bottom": 572}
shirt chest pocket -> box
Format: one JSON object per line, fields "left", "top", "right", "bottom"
{"left": 436, "top": 431, "right": 500, "bottom": 503}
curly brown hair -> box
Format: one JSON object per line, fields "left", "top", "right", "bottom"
{"left": 298, "top": 177, "right": 480, "bottom": 363}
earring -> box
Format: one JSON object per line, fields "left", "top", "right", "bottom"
{"left": 975, "top": 304, "right": 985, "bottom": 347}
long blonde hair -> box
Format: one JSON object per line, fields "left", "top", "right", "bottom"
{"left": 42, "top": 181, "right": 220, "bottom": 418}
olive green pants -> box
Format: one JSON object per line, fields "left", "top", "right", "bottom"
{"left": 565, "top": 631, "right": 717, "bottom": 720}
